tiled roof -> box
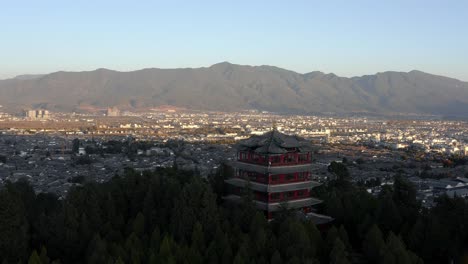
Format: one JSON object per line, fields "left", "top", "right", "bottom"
{"left": 238, "top": 129, "right": 313, "bottom": 154}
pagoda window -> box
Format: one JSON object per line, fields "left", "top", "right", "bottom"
{"left": 271, "top": 174, "right": 279, "bottom": 182}
{"left": 270, "top": 155, "right": 281, "bottom": 163}
{"left": 253, "top": 153, "right": 260, "bottom": 162}
{"left": 298, "top": 172, "right": 305, "bottom": 180}
{"left": 248, "top": 172, "right": 256, "bottom": 181}
{"left": 297, "top": 190, "right": 305, "bottom": 197}
{"left": 239, "top": 152, "right": 247, "bottom": 160}
{"left": 285, "top": 191, "right": 295, "bottom": 199}
{"left": 285, "top": 154, "right": 295, "bottom": 163}
{"left": 285, "top": 173, "right": 295, "bottom": 181}
{"left": 257, "top": 174, "right": 267, "bottom": 183}
{"left": 271, "top": 193, "right": 280, "bottom": 201}
{"left": 298, "top": 171, "right": 309, "bottom": 180}
{"left": 256, "top": 192, "right": 268, "bottom": 202}
{"left": 298, "top": 153, "right": 308, "bottom": 162}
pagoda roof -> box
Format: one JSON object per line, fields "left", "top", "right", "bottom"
{"left": 238, "top": 130, "right": 314, "bottom": 154}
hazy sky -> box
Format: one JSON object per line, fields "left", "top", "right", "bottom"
{"left": 1, "top": 0, "right": 467, "bottom": 80}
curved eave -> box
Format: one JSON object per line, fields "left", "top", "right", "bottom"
{"left": 306, "top": 212, "right": 334, "bottom": 225}
{"left": 257, "top": 197, "right": 322, "bottom": 212}
{"left": 223, "top": 195, "right": 322, "bottom": 212}
{"left": 225, "top": 178, "right": 321, "bottom": 192}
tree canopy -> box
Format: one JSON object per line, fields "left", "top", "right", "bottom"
{"left": 0, "top": 166, "right": 467, "bottom": 263}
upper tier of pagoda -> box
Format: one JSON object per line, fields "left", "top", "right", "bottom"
{"left": 238, "top": 129, "right": 314, "bottom": 154}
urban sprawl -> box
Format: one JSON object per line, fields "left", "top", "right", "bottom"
{"left": 0, "top": 107, "right": 467, "bottom": 208}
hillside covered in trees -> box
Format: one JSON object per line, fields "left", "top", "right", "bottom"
{"left": 0, "top": 165, "right": 467, "bottom": 264}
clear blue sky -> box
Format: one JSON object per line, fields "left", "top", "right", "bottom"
{"left": 1, "top": 0, "right": 467, "bottom": 80}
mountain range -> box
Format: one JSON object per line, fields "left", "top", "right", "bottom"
{"left": 1, "top": 62, "right": 467, "bottom": 117}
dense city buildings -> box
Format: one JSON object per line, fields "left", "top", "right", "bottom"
{"left": 1, "top": 109, "right": 467, "bottom": 155}
{"left": 0, "top": 108, "right": 467, "bottom": 205}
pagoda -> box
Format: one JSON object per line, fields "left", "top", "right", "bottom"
{"left": 224, "top": 129, "right": 331, "bottom": 222}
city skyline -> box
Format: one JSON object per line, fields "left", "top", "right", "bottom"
{"left": 2, "top": 0, "right": 468, "bottom": 81}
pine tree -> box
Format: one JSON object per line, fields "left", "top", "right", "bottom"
{"left": 377, "top": 193, "right": 402, "bottom": 233}
{"left": 407, "top": 217, "right": 425, "bottom": 253}
{"left": 287, "top": 256, "right": 301, "bottom": 264}
{"left": 220, "top": 244, "right": 233, "bottom": 264}
{"left": 271, "top": 250, "right": 282, "bottom": 264}
{"left": 28, "top": 250, "right": 42, "bottom": 264}
{"left": 87, "top": 234, "right": 109, "bottom": 264}
{"left": 384, "top": 232, "right": 412, "bottom": 264}
{"left": 191, "top": 222, "right": 205, "bottom": 253}
{"left": 338, "top": 225, "right": 351, "bottom": 250}
{"left": 325, "top": 193, "right": 344, "bottom": 223}
{"left": 125, "top": 232, "right": 144, "bottom": 264}
{"left": 149, "top": 226, "right": 161, "bottom": 251}
{"left": 250, "top": 212, "right": 267, "bottom": 254}
{"left": 363, "top": 224, "right": 385, "bottom": 263}
{"left": 143, "top": 186, "right": 156, "bottom": 231}
{"left": 114, "top": 257, "right": 125, "bottom": 264}
{"left": 233, "top": 252, "right": 245, "bottom": 264}
{"left": 132, "top": 212, "right": 145, "bottom": 237}
{"left": 204, "top": 240, "right": 219, "bottom": 264}
{"left": 326, "top": 226, "right": 339, "bottom": 251}
{"left": 329, "top": 238, "right": 350, "bottom": 264}
{"left": 0, "top": 189, "right": 28, "bottom": 262}
{"left": 72, "top": 139, "right": 80, "bottom": 153}
{"left": 39, "top": 246, "right": 50, "bottom": 264}
{"left": 304, "top": 221, "right": 322, "bottom": 258}
{"left": 159, "top": 235, "right": 174, "bottom": 263}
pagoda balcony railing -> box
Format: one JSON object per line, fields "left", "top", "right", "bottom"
{"left": 234, "top": 175, "right": 312, "bottom": 185}
{"left": 229, "top": 161, "right": 313, "bottom": 174}
{"left": 237, "top": 159, "right": 311, "bottom": 167}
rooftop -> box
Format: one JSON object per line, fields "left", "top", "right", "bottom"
{"left": 238, "top": 129, "right": 314, "bottom": 154}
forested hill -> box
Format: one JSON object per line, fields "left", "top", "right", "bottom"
{"left": 1, "top": 62, "right": 468, "bottom": 117}
{"left": 0, "top": 165, "right": 467, "bottom": 263}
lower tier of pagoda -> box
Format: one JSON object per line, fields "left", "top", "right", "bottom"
{"left": 225, "top": 177, "right": 321, "bottom": 192}
{"left": 223, "top": 194, "right": 322, "bottom": 212}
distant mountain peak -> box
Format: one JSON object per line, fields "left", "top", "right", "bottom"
{"left": 210, "top": 61, "right": 234, "bottom": 68}
{"left": 95, "top": 68, "right": 113, "bottom": 72}
{"left": 12, "top": 74, "right": 45, "bottom": 80}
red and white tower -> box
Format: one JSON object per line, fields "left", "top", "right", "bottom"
{"left": 224, "top": 130, "right": 331, "bottom": 222}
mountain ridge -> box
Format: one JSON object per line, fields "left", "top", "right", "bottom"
{"left": 0, "top": 62, "right": 467, "bottom": 117}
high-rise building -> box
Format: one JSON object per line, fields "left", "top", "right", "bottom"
{"left": 25, "top": 109, "right": 50, "bottom": 120}
{"left": 107, "top": 107, "right": 120, "bottom": 117}
{"left": 224, "top": 130, "right": 331, "bottom": 223}
{"left": 26, "top": 110, "right": 37, "bottom": 119}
